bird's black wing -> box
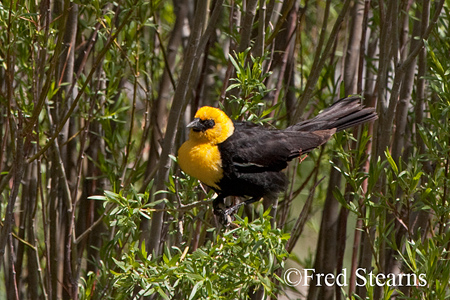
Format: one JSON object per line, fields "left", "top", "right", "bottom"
{"left": 218, "top": 123, "right": 334, "bottom": 173}
{"left": 219, "top": 96, "right": 377, "bottom": 174}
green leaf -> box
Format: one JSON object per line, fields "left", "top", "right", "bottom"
{"left": 88, "top": 195, "right": 107, "bottom": 201}
{"left": 226, "top": 83, "right": 241, "bottom": 91}
{"left": 385, "top": 149, "right": 398, "bottom": 175}
{"left": 156, "top": 286, "right": 170, "bottom": 300}
{"left": 188, "top": 281, "right": 203, "bottom": 300}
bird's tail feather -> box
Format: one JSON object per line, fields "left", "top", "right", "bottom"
{"left": 288, "top": 96, "right": 377, "bottom": 132}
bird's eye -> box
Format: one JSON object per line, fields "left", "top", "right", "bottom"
{"left": 203, "top": 119, "right": 215, "bottom": 129}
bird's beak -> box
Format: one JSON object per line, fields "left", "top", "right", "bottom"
{"left": 187, "top": 118, "right": 204, "bottom": 132}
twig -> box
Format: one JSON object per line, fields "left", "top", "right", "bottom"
{"left": 286, "top": 176, "right": 325, "bottom": 253}
{"left": 148, "top": 0, "right": 225, "bottom": 255}
{"left": 74, "top": 209, "right": 109, "bottom": 245}
{"left": 27, "top": 4, "right": 138, "bottom": 163}
{"left": 293, "top": 0, "right": 352, "bottom": 123}
{"left": 9, "top": 234, "right": 20, "bottom": 300}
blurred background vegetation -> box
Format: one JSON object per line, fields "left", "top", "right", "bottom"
{"left": 0, "top": 0, "right": 449, "bottom": 299}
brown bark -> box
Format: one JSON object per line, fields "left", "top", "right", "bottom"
{"left": 148, "top": 0, "right": 224, "bottom": 256}
{"left": 307, "top": 165, "right": 341, "bottom": 300}
{"left": 344, "top": 0, "right": 364, "bottom": 95}
{"left": 293, "top": 0, "right": 352, "bottom": 123}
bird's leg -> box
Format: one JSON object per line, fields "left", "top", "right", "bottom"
{"left": 298, "top": 153, "right": 308, "bottom": 163}
{"left": 213, "top": 195, "right": 263, "bottom": 226}
{"left": 213, "top": 194, "right": 235, "bottom": 226}
{"left": 215, "top": 197, "right": 261, "bottom": 226}
{"left": 241, "top": 197, "right": 261, "bottom": 206}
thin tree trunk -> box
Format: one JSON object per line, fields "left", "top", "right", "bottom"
{"left": 293, "top": 0, "right": 352, "bottom": 122}
{"left": 143, "top": 0, "right": 186, "bottom": 190}
{"left": 307, "top": 166, "right": 341, "bottom": 300}
{"left": 238, "top": 0, "right": 259, "bottom": 53}
{"left": 148, "top": 0, "right": 224, "bottom": 256}
{"left": 141, "top": 1, "right": 187, "bottom": 250}
{"left": 344, "top": 0, "right": 364, "bottom": 95}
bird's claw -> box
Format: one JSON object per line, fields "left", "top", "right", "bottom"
{"left": 214, "top": 203, "right": 244, "bottom": 226}
{"left": 214, "top": 209, "right": 233, "bottom": 226}
{"left": 214, "top": 207, "right": 234, "bottom": 226}
{"left": 213, "top": 198, "right": 259, "bottom": 226}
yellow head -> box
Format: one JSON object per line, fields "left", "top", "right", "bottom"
{"left": 187, "top": 106, "right": 235, "bottom": 144}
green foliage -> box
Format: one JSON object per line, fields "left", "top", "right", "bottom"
{"left": 83, "top": 190, "right": 289, "bottom": 300}
{"left": 331, "top": 9, "right": 450, "bottom": 298}
{"left": 225, "top": 48, "right": 277, "bottom": 123}
{"left": 334, "top": 131, "right": 450, "bottom": 299}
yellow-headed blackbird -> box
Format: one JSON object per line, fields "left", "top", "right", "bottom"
{"left": 178, "top": 96, "right": 377, "bottom": 223}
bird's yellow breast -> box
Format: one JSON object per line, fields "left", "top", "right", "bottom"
{"left": 178, "top": 140, "right": 223, "bottom": 189}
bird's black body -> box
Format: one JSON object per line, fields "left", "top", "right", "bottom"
{"left": 212, "top": 96, "right": 377, "bottom": 215}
